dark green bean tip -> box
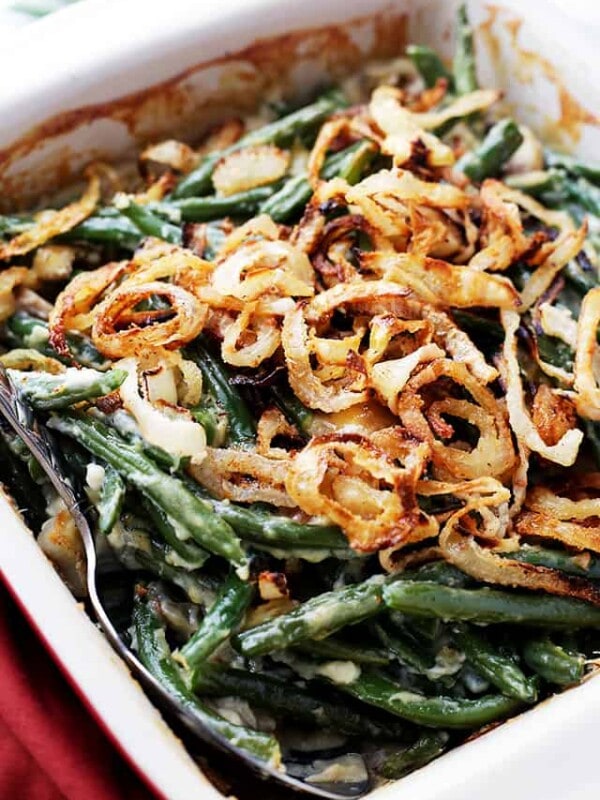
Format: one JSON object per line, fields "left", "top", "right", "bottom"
{"left": 379, "top": 730, "right": 449, "bottom": 779}
{"left": 452, "top": 623, "right": 538, "bottom": 703}
{"left": 178, "top": 572, "right": 254, "bottom": 669}
{"left": 406, "top": 44, "right": 453, "bottom": 89}
{"left": 116, "top": 196, "right": 182, "bottom": 244}
{"left": 522, "top": 637, "right": 585, "bottom": 686}
{"left": 457, "top": 119, "right": 524, "bottom": 182}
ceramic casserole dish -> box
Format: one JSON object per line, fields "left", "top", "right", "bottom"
{"left": 0, "top": 1, "right": 599, "bottom": 798}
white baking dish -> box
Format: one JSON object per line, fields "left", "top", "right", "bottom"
{"left": 0, "top": 1, "right": 599, "bottom": 798}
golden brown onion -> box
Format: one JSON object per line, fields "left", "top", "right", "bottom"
{"left": 285, "top": 432, "right": 433, "bottom": 552}
{"left": 92, "top": 281, "right": 207, "bottom": 358}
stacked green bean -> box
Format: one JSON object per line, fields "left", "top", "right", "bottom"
{"left": 1, "top": 2, "right": 600, "bottom": 792}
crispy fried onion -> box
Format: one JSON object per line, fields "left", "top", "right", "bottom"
{"left": 368, "top": 86, "right": 499, "bottom": 168}
{"left": 92, "top": 280, "right": 207, "bottom": 359}
{"left": 440, "top": 500, "right": 600, "bottom": 605}
{"left": 221, "top": 302, "right": 281, "bottom": 368}
{"left": 345, "top": 169, "right": 468, "bottom": 242}
{"left": 573, "top": 287, "right": 600, "bottom": 420}
{"left": 0, "top": 166, "right": 100, "bottom": 260}
{"left": 203, "top": 220, "right": 315, "bottom": 369}
{"left": 285, "top": 432, "right": 434, "bottom": 551}
{"left": 49, "top": 261, "right": 131, "bottom": 358}
{"left": 515, "top": 479, "right": 600, "bottom": 553}
{"left": 310, "top": 214, "right": 393, "bottom": 287}
{"left": 140, "top": 139, "right": 198, "bottom": 174}
{"left": 213, "top": 145, "right": 290, "bottom": 197}
{"left": 363, "top": 251, "right": 520, "bottom": 309}
{"left": 501, "top": 309, "right": 583, "bottom": 465}
{"left": 49, "top": 246, "right": 211, "bottom": 361}
{"left": 305, "top": 279, "right": 497, "bottom": 383}
{"left": 283, "top": 280, "right": 498, "bottom": 414}
{"left": 118, "top": 357, "right": 206, "bottom": 463}
{"left": 0, "top": 267, "right": 32, "bottom": 323}
{"left": 519, "top": 223, "right": 587, "bottom": 311}
{"left": 282, "top": 304, "right": 368, "bottom": 413}
{"left": 0, "top": 348, "right": 65, "bottom": 374}
{"left": 189, "top": 447, "right": 294, "bottom": 507}
{"left": 256, "top": 407, "right": 299, "bottom": 457}
{"left": 396, "top": 358, "right": 515, "bottom": 481}
{"left": 211, "top": 237, "right": 314, "bottom": 302}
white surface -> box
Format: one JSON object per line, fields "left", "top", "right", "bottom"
{"left": 0, "top": 2, "right": 599, "bottom": 799}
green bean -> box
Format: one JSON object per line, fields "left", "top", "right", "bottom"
{"left": 505, "top": 169, "right": 562, "bottom": 196}
{"left": 170, "top": 184, "right": 277, "bottom": 222}
{"left": 584, "top": 420, "right": 600, "bottom": 469}
{"left": 258, "top": 174, "right": 312, "bottom": 223}
{"left": 187, "top": 339, "right": 255, "bottom": 446}
{"left": 405, "top": 561, "right": 475, "bottom": 589}
{"left": 333, "top": 671, "right": 522, "bottom": 729}
{"left": 295, "top": 636, "right": 390, "bottom": 666}
{"left": 373, "top": 622, "right": 434, "bottom": 675}
{"left": 456, "top": 119, "right": 524, "bottom": 182}
{"left": 132, "top": 595, "right": 281, "bottom": 765}
{"left": 379, "top": 731, "right": 449, "bottom": 779}
{"left": 5, "top": 312, "right": 108, "bottom": 370}
{"left": 406, "top": 45, "right": 453, "bottom": 89}
{"left": 452, "top": 3, "right": 478, "bottom": 95}
{"left": 234, "top": 576, "right": 387, "bottom": 657}
{"left": 92, "top": 408, "right": 185, "bottom": 472}
{"left": 49, "top": 413, "right": 247, "bottom": 567}
{"left": 383, "top": 582, "right": 600, "bottom": 628}
{"left": 96, "top": 465, "right": 126, "bottom": 536}
{"left": 62, "top": 211, "right": 142, "bottom": 248}
{"left": 0, "top": 212, "right": 34, "bottom": 237}
{"left": 184, "top": 473, "right": 349, "bottom": 552}
{"left": 566, "top": 176, "right": 600, "bottom": 217}
{"left": 0, "top": 425, "right": 47, "bottom": 529}
{"left": 179, "top": 572, "right": 254, "bottom": 668}
{"left": 522, "top": 636, "right": 585, "bottom": 686}
{"left": 193, "top": 664, "right": 406, "bottom": 740}
{"left": 536, "top": 334, "right": 574, "bottom": 371}
{"left": 108, "top": 516, "right": 216, "bottom": 605}
{"left": 270, "top": 383, "right": 313, "bottom": 434}
{"left": 507, "top": 546, "right": 600, "bottom": 581}
{"left": 137, "top": 496, "right": 211, "bottom": 568}
{"left": 117, "top": 197, "right": 182, "bottom": 244}
{"left": 564, "top": 260, "right": 598, "bottom": 294}
{"left": 259, "top": 174, "right": 312, "bottom": 223}
{"left": 452, "top": 624, "right": 537, "bottom": 702}
{"left": 545, "top": 149, "right": 600, "bottom": 186}
{"left": 253, "top": 543, "right": 359, "bottom": 563}
{"left": 334, "top": 140, "right": 377, "bottom": 185}
{"left": 8, "top": 367, "right": 126, "bottom": 410}
{"left": 207, "top": 496, "right": 348, "bottom": 550}
{"left": 200, "top": 220, "right": 230, "bottom": 261}
{"left": 190, "top": 395, "right": 228, "bottom": 447}
{"left": 173, "top": 90, "right": 346, "bottom": 198}
{"left": 260, "top": 140, "right": 375, "bottom": 223}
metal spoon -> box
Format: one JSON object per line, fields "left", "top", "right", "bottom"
{"left": 0, "top": 365, "right": 368, "bottom": 799}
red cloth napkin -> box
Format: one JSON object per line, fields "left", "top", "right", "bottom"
{"left": 0, "top": 582, "right": 154, "bottom": 800}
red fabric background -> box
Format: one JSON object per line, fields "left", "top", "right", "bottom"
{"left": 0, "top": 582, "right": 154, "bottom": 800}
